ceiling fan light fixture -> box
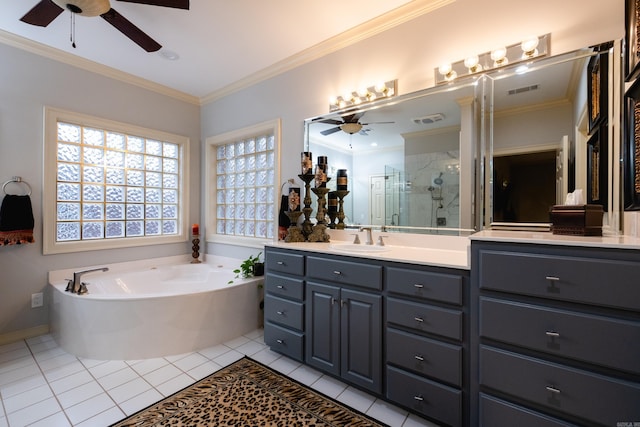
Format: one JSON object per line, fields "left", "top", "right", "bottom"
{"left": 52, "top": 0, "right": 111, "bottom": 17}
{"left": 340, "top": 123, "right": 363, "bottom": 134}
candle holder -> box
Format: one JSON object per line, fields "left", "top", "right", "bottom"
{"left": 298, "top": 173, "right": 315, "bottom": 238}
{"left": 308, "top": 186, "right": 330, "bottom": 242}
{"left": 328, "top": 211, "right": 338, "bottom": 229}
{"left": 336, "top": 190, "right": 350, "bottom": 230}
{"left": 284, "top": 210, "right": 305, "bottom": 242}
{"left": 191, "top": 235, "right": 201, "bottom": 263}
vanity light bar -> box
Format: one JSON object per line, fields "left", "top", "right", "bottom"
{"left": 435, "top": 34, "right": 550, "bottom": 85}
{"left": 329, "top": 80, "right": 397, "bottom": 112}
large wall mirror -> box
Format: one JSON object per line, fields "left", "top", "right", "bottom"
{"left": 305, "top": 40, "right": 621, "bottom": 235}
{"left": 485, "top": 40, "right": 621, "bottom": 232}
{"left": 305, "top": 80, "right": 481, "bottom": 235}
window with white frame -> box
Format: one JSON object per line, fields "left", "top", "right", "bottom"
{"left": 43, "top": 107, "right": 189, "bottom": 254}
{"left": 206, "top": 120, "right": 280, "bottom": 243}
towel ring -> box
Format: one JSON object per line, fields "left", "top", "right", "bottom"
{"left": 2, "top": 176, "right": 32, "bottom": 196}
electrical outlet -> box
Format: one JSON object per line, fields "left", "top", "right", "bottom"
{"left": 437, "top": 217, "right": 447, "bottom": 226}
{"left": 31, "top": 292, "right": 43, "bottom": 308}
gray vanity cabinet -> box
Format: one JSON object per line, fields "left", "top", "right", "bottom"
{"left": 385, "top": 265, "right": 469, "bottom": 427}
{"left": 305, "top": 256, "right": 383, "bottom": 394}
{"left": 263, "top": 248, "right": 306, "bottom": 361}
{"left": 472, "top": 241, "right": 640, "bottom": 426}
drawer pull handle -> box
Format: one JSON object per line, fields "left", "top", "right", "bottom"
{"left": 413, "top": 395, "right": 424, "bottom": 402}
{"left": 276, "top": 311, "right": 285, "bottom": 316}
{"left": 333, "top": 270, "right": 342, "bottom": 275}
{"left": 414, "top": 355, "right": 424, "bottom": 361}
{"left": 545, "top": 276, "right": 560, "bottom": 282}
{"left": 545, "top": 331, "right": 560, "bottom": 338}
{"left": 276, "top": 339, "right": 284, "bottom": 344}
{"left": 414, "top": 284, "right": 424, "bottom": 289}
{"left": 276, "top": 285, "right": 284, "bottom": 289}
{"left": 331, "top": 297, "right": 336, "bottom": 305}
{"left": 341, "top": 299, "right": 346, "bottom": 308}
{"left": 546, "top": 386, "right": 561, "bottom": 394}
{"left": 277, "top": 261, "right": 285, "bottom": 265}
{"left": 414, "top": 316, "right": 424, "bottom": 323}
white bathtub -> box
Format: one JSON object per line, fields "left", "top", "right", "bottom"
{"left": 49, "top": 256, "right": 263, "bottom": 360}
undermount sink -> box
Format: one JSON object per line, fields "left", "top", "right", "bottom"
{"left": 329, "top": 243, "right": 390, "bottom": 253}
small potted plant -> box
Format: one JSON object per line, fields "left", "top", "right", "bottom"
{"left": 232, "top": 252, "right": 263, "bottom": 281}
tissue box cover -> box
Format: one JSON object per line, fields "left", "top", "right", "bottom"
{"left": 549, "top": 204, "right": 603, "bottom": 236}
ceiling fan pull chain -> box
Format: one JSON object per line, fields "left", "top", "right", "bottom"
{"left": 70, "top": 12, "right": 76, "bottom": 48}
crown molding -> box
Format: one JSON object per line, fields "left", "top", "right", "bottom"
{"left": 0, "top": 29, "right": 200, "bottom": 106}
{"left": 200, "top": 0, "right": 455, "bottom": 105}
{"left": 1, "top": 0, "right": 454, "bottom": 107}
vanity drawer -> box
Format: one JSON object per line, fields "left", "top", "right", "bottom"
{"left": 480, "top": 394, "right": 577, "bottom": 427}
{"left": 264, "top": 295, "right": 304, "bottom": 331}
{"left": 480, "top": 346, "right": 640, "bottom": 426}
{"left": 386, "top": 327, "right": 461, "bottom": 387}
{"left": 478, "top": 250, "right": 640, "bottom": 311}
{"left": 265, "top": 249, "right": 305, "bottom": 276}
{"left": 265, "top": 273, "right": 304, "bottom": 301}
{"left": 386, "top": 267, "right": 463, "bottom": 305}
{"left": 306, "top": 256, "right": 382, "bottom": 290}
{"left": 480, "top": 297, "right": 640, "bottom": 374}
{"left": 264, "top": 321, "right": 304, "bottom": 361}
{"left": 386, "top": 297, "right": 462, "bottom": 341}
{"left": 387, "top": 365, "right": 462, "bottom": 427}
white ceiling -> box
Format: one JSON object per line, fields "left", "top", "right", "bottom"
{"left": 0, "top": 0, "right": 441, "bottom": 100}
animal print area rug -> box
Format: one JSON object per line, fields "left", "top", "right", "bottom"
{"left": 110, "top": 356, "right": 386, "bottom": 426}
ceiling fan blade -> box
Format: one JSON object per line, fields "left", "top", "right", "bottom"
{"left": 101, "top": 8, "right": 162, "bottom": 52}
{"left": 116, "top": 0, "right": 189, "bottom": 9}
{"left": 342, "top": 112, "right": 364, "bottom": 123}
{"left": 318, "top": 119, "right": 343, "bottom": 125}
{"left": 321, "top": 127, "right": 341, "bottom": 136}
{"left": 361, "top": 121, "right": 395, "bottom": 125}
{"left": 20, "top": 0, "right": 64, "bottom": 27}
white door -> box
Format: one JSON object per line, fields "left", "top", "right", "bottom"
{"left": 370, "top": 175, "right": 386, "bottom": 225}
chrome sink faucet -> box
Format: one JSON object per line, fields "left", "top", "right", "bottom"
{"left": 359, "top": 227, "right": 373, "bottom": 245}
{"left": 67, "top": 267, "right": 109, "bottom": 294}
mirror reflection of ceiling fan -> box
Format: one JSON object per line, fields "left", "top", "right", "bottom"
{"left": 20, "top": 0, "right": 189, "bottom": 52}
{"left": 319, "top": 112, "right": 394, "bottom": 136}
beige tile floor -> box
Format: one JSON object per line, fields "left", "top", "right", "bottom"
{"left": 0, "top": 329, "right": 439, "bottom": 426}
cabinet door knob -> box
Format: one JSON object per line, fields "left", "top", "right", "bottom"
{"left": 414, "top": 355, "right": 425, "bottom": 361}
{"left": 414, "top": 316, "right": 424, "bottom": 323}
{"left": 545, "top": 331, "right": 560, "bottom": 338}
{"left": 341, "top": 299, "right": 347, "bottom": 308}
{"left": 413, "top": 395, "right": 424, "bottom": 402}
{"left": 546, "top": 386, "right": 561, "bottom": 394}
{"left": 413, "top": 284, "right": 424, "bottom": 289}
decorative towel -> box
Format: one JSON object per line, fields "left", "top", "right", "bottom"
{"left": 0, "top": 195, "right": 35, "bottom": 245}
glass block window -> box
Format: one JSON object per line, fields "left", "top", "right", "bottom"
{"left": 212, "top": 129, "right": 277, "bottom": 240}
{"left": 54, "top": 122, "right": 181, "bottom": 241}
{"left": 44, "top": 107, "right": 189, "bottom": 254}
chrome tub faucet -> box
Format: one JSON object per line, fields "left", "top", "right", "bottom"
{"left": 66, "top": 267, "right": 109, "bottom": 294}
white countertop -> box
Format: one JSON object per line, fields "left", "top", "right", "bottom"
{"left": 267, "top": 236, "right": 470, "bottom": 270}
{"left": 470, "top": 229, "right": 640, "bottom": 250}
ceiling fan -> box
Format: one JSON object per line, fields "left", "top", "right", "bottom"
{"left": 20, "top": 0, "right": 189, "bottom": 52}
{"left": 319, "top": 112, "right": 394, "bottom": 136}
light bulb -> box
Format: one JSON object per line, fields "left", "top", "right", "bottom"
{"left": 375, "top": 82, "right": 387, "bottom": 93}
{"left": 490, "top": 47, "right": 508, "bottom": 66}
{"left": 464, "top": 55, "right": 482, "bottom": 72}
{"left": 357, "top": 87, "right": 369, "bottom": 97}
{"left": 329, "top": 96, "right": 337, "bottom": 106}
{"left": 439, "top": 63, "right": 452, "bottom": 75}
{"left": 521, "top": 36, "right": 539, "bottom": 57}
